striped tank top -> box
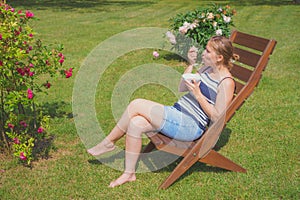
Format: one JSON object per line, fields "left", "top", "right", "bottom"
{"left": 174, "top": 71, "right": 220, "bottom": 130}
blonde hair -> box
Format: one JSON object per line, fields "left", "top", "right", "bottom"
{"left": 208, "top": 36, "right": 239, "bottom": 70}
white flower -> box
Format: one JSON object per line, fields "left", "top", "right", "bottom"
{"left": 179, "top": 26, "right": 188, "bottom": 34}
{"left": 218, "top": 7, "right": 223, "bottom": 12}
{"left": 216, "top": 29, "right": 222, "bottom": 36}
{"left": 189, "top": 22, "right": 198, "bottom": 30}
{"left": 179, "top": 21, "right": 199, "bottom": 34}
{"left": 165, "top": 31, "right": 177, "bottom": 44}
{"left": 183, "top": 22, "right": 191, "bottom": 27}
{"left": 223, "top": 15, "right": 231, "bottom": 23}
{"left": 207, "top": 12, "right": 214, "bottom": 20}
{"left": 212, "top": 21, "right": 217, "bottom": 27}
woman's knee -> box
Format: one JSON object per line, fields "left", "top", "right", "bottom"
{"left": 128, "top": 98, "right": 145, "bottom": 110}
{"left": 127, "top": 116, "right": 150, "bottom": 137}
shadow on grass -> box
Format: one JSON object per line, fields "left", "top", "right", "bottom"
{"left": 88, "top": 150, "right": 125, "bottom": 165}
{"left": 39, "top": 101, "right": 73, "bottom": 119}
{"left": 228, "top": 0, "right": 298, "bottom": 6}
{"left": 141, "top": 128, "right": 235, "bottom": 187}
{"left": 9, "top": 0, "right": 156, "bottom": 11}
{"left": 207, "top": 0, "right": 297, "bottom": 6}
{"left": 9, "top": 0, "right": 298, "bottom": 10}
{"left": 88, "top": 128, "right": 233, "bottom": 179}
{"left": 163, "top": 53, "right": 186, "bottom": 63}
{"left": 31, "top": 101, "right": 72, "bottom": 164}
{"left": 32, "top": 134, "right": 56, "bottom": 161}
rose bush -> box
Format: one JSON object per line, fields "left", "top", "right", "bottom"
{"left": 0, "top": 2, "right": 72, "bottom": 166}
{"left": 165, "top": 4, "right": 236, "bottom": 58}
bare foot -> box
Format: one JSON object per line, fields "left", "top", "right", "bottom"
{"left": 109, "top": 172, "right": 136, "bottom": 188}
{"left": 87, "top": 139, "right": 115, "bottom": 156}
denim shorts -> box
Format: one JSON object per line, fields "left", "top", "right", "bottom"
{"left": 158, "top": 106, "right": 204, "bottom": 141}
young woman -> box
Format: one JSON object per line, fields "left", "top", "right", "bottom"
{"left": 88, "top": 36, "right": 238, "bottom": 188}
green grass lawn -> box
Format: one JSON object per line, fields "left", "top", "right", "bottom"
{"left": 1, "top": 0, "right": 299, "bottom": 199}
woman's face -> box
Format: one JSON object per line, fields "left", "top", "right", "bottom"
{"left": 201, "top": 41, "right": 219, "bottom": 67}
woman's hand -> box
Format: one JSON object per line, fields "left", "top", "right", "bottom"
{"left": 184, "top": 79, "right": 201, "bottom": 97}
{"left": 187, "top": 46, "right": 198, "bottom": 65}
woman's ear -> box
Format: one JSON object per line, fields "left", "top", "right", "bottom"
{"left": 216, "top": 54, "right": 224, "bottom": 63}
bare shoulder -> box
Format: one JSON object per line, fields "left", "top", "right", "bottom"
{"left": 218, "top": 75, "right": 235, "bottom": 93}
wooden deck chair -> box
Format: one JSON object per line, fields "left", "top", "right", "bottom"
{"left": 142, "top": 30, "right": 277, "bottom": 189}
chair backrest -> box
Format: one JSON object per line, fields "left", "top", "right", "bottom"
{"left": 226, "top": 30, "right": 277, "bottom": 122}
{"left": 198, "top": 30, "right": 277, "bottom": 157}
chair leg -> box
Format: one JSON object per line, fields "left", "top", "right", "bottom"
{"left": 158, "top": 149, "right": 246, "bottom": 189}
{"left": 199, "top": 150, "right": 246, "bottom": 173}
{"left": 159, "top": 150, "right": 200, "bottom": 189}
{"left": 141, "top": 141, "right": 156, "bottom": 153}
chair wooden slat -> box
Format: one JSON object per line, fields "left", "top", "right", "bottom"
{"left": 231, "top": 63, "right": 253, "bottom": 83}
{"left": 232, "top": 31, "right": 270, "bottom": 52}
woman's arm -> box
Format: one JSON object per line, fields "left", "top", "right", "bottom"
{"left": 178, "top": 64, "right": 193, "bottom": 92}
{"left": 179, "top": 47, "right": 202, "bottom": 92}
{"left": 185, "top": 77, "right": 235, "bottom": 122}
{"left": 178, "top": 65, "right": 211, "bottom": 92}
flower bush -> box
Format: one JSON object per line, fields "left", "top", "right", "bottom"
{"left": 0, "top": 2, "right": 72, "bottom": 166}
{"left": 166, "top": 4, "right": 236, "bottom": 57}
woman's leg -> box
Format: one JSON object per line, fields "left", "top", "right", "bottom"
{"left": 87, "top": 125, "right": 124, "bottom": 156}
{"left": 109, "top": 115, "right": 156, "bottom": 187}
{"left": 88, "top": 99, "right": 164, "bottom": 156}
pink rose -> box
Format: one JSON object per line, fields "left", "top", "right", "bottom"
{"left": 58, "top": 53, "right": 65, "bottom": 64}
{"left": 165, "top": 31, "right": 176, "bottom": 45}
{"left": 20, "top": 152, "right": 27, "bottom": 161}
{"left": 17, "top": 68, "right": 25, "bottom": 76}
{"left": 0, "top": 34, "right": 2, "bottom": 40}
{"left": 152, "top": 51, "right": 159, "bottom": 58}
{"left": 37, "top": 127, "right": 44, "bottom": 133}
{"left": 65, "top": 68, "right": 73, "bottom": 78}
{"left": 25, "top": 10, "right": 34, "bottom": 18}
{"left": 44, "top": 82, "right": 51, "bottom": 89}
{"left": 20, "top": 121, "right": 28, "bottom": 127}
{"left": 8, "top": 123, "right": 14, "bottom": 129}
{"left": 13, "top": 138, "right": 20, "bottom": 144}
{"left": 14, "top": 30, "right": 20, "bottom": 36}
{"left": 27, "top": 88, "right": 33, "bottom": 99}
{"left": 28, "top": 33, "right": 33, "bottom": 38}
{"left": 24, "top": 67, "right": 30, "bottom": 73}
